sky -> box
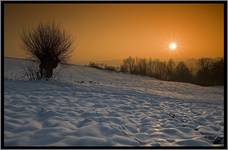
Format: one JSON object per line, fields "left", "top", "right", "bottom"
{"left": 4, "top": 3, "right": 224, "bottom": 65}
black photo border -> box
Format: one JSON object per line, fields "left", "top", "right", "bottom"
{"left": 1, "top": 0, "right": 227, "bottom": 149}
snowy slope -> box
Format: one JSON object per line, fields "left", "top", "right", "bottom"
{"left": 4, "top": 58, "right": 224, "bottom": 146}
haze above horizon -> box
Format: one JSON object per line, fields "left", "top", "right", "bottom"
{"left": 4, "top": 3, "right": 224, "bottom": 65}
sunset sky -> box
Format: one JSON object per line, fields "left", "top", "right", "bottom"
{"left": 4, "top": 3, "right": 224, "bottom": 65}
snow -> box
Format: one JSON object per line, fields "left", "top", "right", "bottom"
{"left": 4, "top": 58, "right": 224, "bottom": 146}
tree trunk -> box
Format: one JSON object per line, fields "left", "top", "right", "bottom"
{"left": 39, "top": 64, "right": 43, "bottom": 79}
{"left": 46, "top": 68, "right": 53, "bottom": 79}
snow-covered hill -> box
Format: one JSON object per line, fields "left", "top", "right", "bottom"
{"left": 4, "top": 58, "right": 224, "bottom": 146}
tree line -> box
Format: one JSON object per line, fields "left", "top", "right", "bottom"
{"left": 89, "top": 62, "right": 117, "bottom": 72}
{"left": 120, "top": 57, "right": 224, "bottom": 86}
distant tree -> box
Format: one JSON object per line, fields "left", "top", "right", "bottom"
{"left": 122, "top": 57, "right": 136, "bottom": 73}
{"left": 120, "top": 63, "right": 128, "bottom": 73}
{"left": 153, "top": 60, "right": 167, "bottom": 79}
{"left": 134, "top": 58, "right": 147, "bottom": 75}
{"left": 211, "top": 58, "right": 224, "bottom": 85}
{"left": 166, "top": 59, "right": 175, "bottom": 80}
{"left": 196, "top": 58, "right": 213, "bottom": 85}
{"left": 21, "top": 22, "right": 73, "bottom": 79}
{"left": 196, "top": 58, "right": 224, "bottom": 85}
{"left": 146, "top": 58, "right": 153, "bottom": 76}
{"left": 174, "top": 61, "right": 192, "bottom": 82}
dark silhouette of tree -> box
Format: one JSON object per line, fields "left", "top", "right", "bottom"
{"left": 120, "top": 63, "right": 128, "bottom": 73}
{"left": 196, "top": 58, "right": 224, "bottom": 85}
{"left": 174, "top": 61, "right": 192, "bottom": 82}
{"left": 196, "top": 58, "right": 212, "bottom": 85}
{"left": 119, "top": 56, "right": 224, "bottom": 86}
{"left": 21, "top": 22, "right": 73, "bottom": 79}
{"left": 211, "top": 58, "right": 224, "bottom": 85}
{"left": 152, "top": 60, "right": 166, "bottom": 79}
{"left": 146, "top": 58, "right": 153, "bottom": 76}
{"left": 122, "top": 57, "right": 136, "bottom": 73}
{"left": 135, "top": 58, "right": 147, "bottom": 75}
{"left": 166, "top": 59, "right": 175, "bottom": 80}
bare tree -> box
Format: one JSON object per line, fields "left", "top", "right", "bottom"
{"left": 21, "top": 22, "right": 73, "bottom": 79}
{"left": 166, "top": 59, "right": 175, "bottom": 80}
{"left": 174, "top": 61, "right": 192, "bottom": 82}
{"left": 122, "top": 57, "right": 135, "bottom": 73}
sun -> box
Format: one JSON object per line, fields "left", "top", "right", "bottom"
{"left": 169, "top": 42, "right": 177, "bottom": 51}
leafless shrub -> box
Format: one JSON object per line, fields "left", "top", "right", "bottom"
{"left": 21, "top": 22, "right": 73, "bottom": 80}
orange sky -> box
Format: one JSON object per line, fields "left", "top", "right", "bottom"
{"left": 4, "top": 3, "right": 224, "bottom": 65}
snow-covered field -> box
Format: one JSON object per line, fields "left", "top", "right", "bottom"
{"left": 4, "top": 58, "right": 224, "bottom": 146}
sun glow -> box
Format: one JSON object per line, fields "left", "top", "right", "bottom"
{"left": 169, "top": 42, "right": 177, "bottom": 51}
